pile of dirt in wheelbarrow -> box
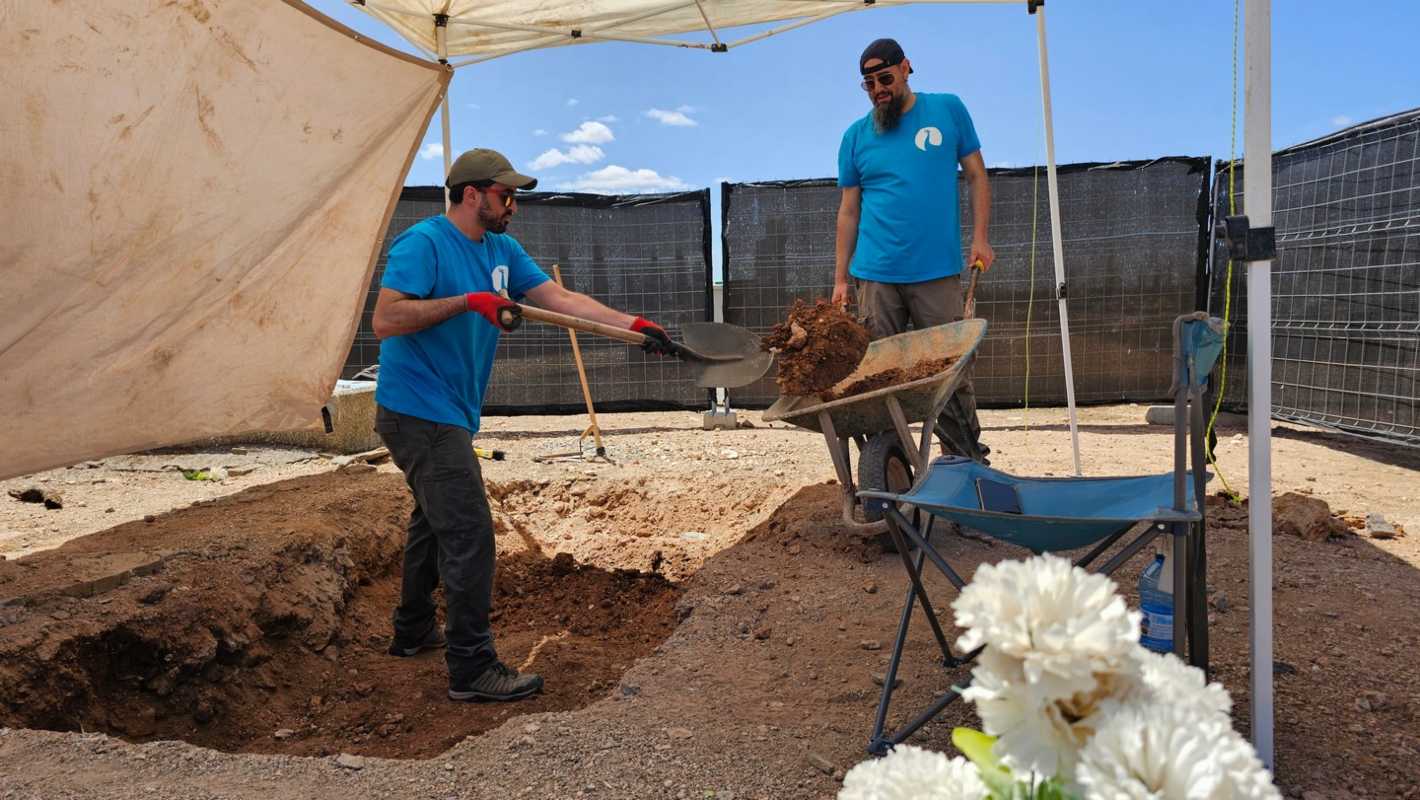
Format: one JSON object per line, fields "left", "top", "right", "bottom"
{"left": 761, "top": 299, "right": 871, "bottom": 396}
{"left": 823, "top": 355, "right": 958, "bottom": 400}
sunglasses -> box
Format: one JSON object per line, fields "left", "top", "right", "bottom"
{"left": 485, "top": 186, "right": 518, "bottom": 209}
{"left": 860, "top": 70, "right": 897, "bottom": 91}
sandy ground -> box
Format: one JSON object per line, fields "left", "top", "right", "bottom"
{"left": 1, "top": 404, "right": 1418, "bottom": 799}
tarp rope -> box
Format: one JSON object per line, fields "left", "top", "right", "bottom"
{"left": 1205, "top": 0, "right": 1242, "bottom": 501}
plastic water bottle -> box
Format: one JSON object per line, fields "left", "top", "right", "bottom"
{"left": 1138, "top": 551, "right": 1174, "bottom": 654}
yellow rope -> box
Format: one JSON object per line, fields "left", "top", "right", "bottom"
{"left": 1024, "top": 164, "right": 1040, "bottom": 420}
{"left": 1205, "top": 0, "right": 1242, "bottom": 501}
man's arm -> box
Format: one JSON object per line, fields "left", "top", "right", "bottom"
{"left": 521, "top": 280, "right": 635, "bottom": 328}
{"left": 833, "top": 186, "right": 862, "bottom": 306}
{"left": 960, "top": 151, "right": 994, "bottom": 270}
{"left": 372, "top": 288, "right": 467, "bottom": 339}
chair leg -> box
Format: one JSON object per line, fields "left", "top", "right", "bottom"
{"left": 884, "top": 513, "right": 956, "bottom": 666}
{"left": 1172, "top": 523, "right": 1189, "bottom": 657}
{"left": 868, "top": 509, "right": 979, "bottom": 755}
{"left": 1188, "top": 399, "right": 1212, "bottom": 674}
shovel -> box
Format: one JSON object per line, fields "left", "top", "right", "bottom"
{"left": 497, "top": 304, "right": 772, "bottom": 389}
{"left": 964, "top": 260, "right": 985, "bottom": 319}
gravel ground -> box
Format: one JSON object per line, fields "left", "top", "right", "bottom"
{"left": 1, "top": 405, "right": 1417, "bottom": 799}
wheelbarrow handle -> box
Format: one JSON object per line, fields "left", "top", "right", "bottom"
{"left": 964, "top": 260, "right": 984, "bottom": 319}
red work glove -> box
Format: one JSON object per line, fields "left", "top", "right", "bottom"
{"left": 466, "top": 292, "right": 521, "bottom": 331}
{"left": 631, "top": 316, "right": 674, "bottom": 356}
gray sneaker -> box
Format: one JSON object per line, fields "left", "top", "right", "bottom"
{"left": 388, "top": 626, "right": 446, "bottom": 658}
{"left": 448, "top": 661, "right": 544, "bottom": 702}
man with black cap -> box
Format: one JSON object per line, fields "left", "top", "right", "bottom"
{"left": 369, "top": 147, "right": 674, "bottom": 702}
{"left": 833, "top": 37, "right": 994, "bottom": 462}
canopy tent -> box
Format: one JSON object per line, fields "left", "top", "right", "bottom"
{"left": 0, "top": 0, "right": 1275, "bottom": 769}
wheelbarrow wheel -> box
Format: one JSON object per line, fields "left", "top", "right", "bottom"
{"left": 859, "top": 432, "right": 915, "bottom": 524}
{"left": 859, "top": 425, "right": 963, "bottom": 553}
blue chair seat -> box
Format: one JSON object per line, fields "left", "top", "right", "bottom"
{"left": 859, "top": 456, "right": 1201, "bottom": 553}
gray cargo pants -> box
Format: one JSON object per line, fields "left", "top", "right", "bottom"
{"left": 855, "top": 274, "right": 988, "bottom": 462}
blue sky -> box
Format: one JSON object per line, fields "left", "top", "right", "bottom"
{"left": 305, "top": 0, "right": 1416, "bottom": 194}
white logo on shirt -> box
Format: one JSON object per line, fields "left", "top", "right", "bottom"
{"left": 491, "top": 265, "right": 509, "bottom": 296}
{"left": 914, "top": 126, "right": 943, "bottom": 151}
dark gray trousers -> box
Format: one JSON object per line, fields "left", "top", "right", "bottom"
{"left": 375, "top": 405, "right": 497, "bottom": 681}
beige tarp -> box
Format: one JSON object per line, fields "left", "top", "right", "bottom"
{"left": 0, "top": 1, "right": 449, "bottom": 479}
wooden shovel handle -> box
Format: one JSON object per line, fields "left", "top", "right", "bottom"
{"left": 513, "top": 304, "right": 649, "bottom": 346}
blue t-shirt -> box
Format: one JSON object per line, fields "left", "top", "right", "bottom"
{"left": 375, "top": 215, "right": 550, "bottom": 433}
{"left": 837, "top": 92, "right": 981, "bottom": 284}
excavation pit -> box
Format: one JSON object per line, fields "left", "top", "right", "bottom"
{"left": 0, "top": 471, "right": 683, "bottom": 759}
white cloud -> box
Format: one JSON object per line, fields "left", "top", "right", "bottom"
{"left": 532, "top": 128, "right": 548, "bottom": 136}
{"left": 1330, "top": 114, "right": 1354, "bottom": 127}
{"left": 597, "top": 114, "right": 620, "bottom": 123}
{"left": 559, "top": 165, "right": 690, "bottom": 194}
{"left": 561, "top": 121, "right": 615, "bottom": 144}
{"left": 645, "top": 108, "right": 698, "bottom": 127}
{"left": 528, "top": 145, "right": 605, "bottom": 171}
{"left": 676, "top": 104, "right": 697, "bottom": 114}
{"left": 989, "top": 160, "right": 1015, "bottom": 169}
{"left": 418, "top": 143, "right": 443, "bottom": 160}
{"left": 567, "top": 98, "right": 580, "bottom": 107}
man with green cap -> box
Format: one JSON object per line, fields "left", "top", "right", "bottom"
{"left": 833, "top": 37, "right": 994, "bottom": 462}
{"left": 370, "top": 147, "right": 673, "bottom": 702}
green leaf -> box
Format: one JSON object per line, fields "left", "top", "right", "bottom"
{"left": 952, "top": 728, "right": 1016, "bottom": 799}
{"left": 181, "top": 469, "right": 210, "bottom": 481}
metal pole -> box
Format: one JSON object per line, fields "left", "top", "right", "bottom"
{"left": 1034, "top": 6, "right": 1083, "bottom": 476}
{"left": 1244, "top": 0, "right": 1274, "bottom": 771}
{"left": 436, "top": 19, "right": 453, "bottom": 210}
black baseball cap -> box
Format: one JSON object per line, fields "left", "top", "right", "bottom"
{"left": 859, "top": 38, "right": 914, "bottom": 76}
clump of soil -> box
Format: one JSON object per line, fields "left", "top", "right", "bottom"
{"left": 0, "top": 471, "right": 681, "bottom": 759}
{"left": 824, "top": 356, "right": 957, "bottom": 400}
{"left": 761, "top": 299, "right": 870, "bottom": 396}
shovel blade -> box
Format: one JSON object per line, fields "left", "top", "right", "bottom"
{"left": 679, "top": 322, "right": 773, "bottom": 388}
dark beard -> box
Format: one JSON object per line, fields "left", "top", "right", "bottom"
{"left": 872, "top": 93, "right": 906, "bottom": 133}
{"left": 478, "top": 204, "right": 509, "bottom": 233}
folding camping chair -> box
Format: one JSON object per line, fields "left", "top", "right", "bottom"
{"left": 857, "top": 313, "right": 1224, "bottom": 755}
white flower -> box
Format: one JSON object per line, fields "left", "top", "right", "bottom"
{"left": 953, "top": 555, "right": 1143, "bottom": 776}
{"left": 1132, "top": 649, "right": 1232, "bottom": 719}
{"left": 839, "top": 746, "right": 987, "bottom": 800}
{"left": 1076, "top": 702, "right": 1280, "bottom": 800}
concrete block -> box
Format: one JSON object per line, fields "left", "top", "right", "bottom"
{"left": 702, "top": 410, "right": 738, "bottom": 431}
{"left": 1145, "top": 405, "right": 1246, "bottom": 428}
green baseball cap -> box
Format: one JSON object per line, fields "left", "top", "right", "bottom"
{"left": 445, "top": 148, "right": 538, "bottom": 190}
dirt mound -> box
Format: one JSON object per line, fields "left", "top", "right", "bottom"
{"left": 762, "top": 299, "right": 870, "bottom": 396}
{"left": 824, "top": 356, "right": 957, "bottom": 401}
{"left": 0, "top": 471, "right": 680, "bottom": 759}
{"left": 484, "top": 475, "right": 785, "bottom": 580}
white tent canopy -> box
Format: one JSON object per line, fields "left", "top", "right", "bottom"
{"left": 356, "top": 0, "right": 1026, "bottom": 64}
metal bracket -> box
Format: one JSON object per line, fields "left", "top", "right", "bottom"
{"left": 710, "top": 42, "right": 728, "bottom": 53}
{"left": 1028, "top": 0, "right": 1044, "bottom": 14}
{"left": 1217, "top": 214, "right": 1277, "bottom": 262}
{"left": 1056, "top": 280, "right": 1067, "bottom": 300}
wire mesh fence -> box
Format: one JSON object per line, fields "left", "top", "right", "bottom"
{"left": 341, "top": 187, "right": 713, "bottom": 412}
{"left": 721, "top": 158, "right": 1212, "bottom": 408}
{"left": 1209, "top": 110, "right": 1420, "bottom": 446}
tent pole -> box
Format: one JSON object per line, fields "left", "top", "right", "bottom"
{"left": 1244, "top": 0, "right": 1274, "bottom": 771}
{"left": 436, "top": 18, "right": 453, "bottom": 210}
{"left": 1033, "top": 6, "right": 1082, "bottom": 476}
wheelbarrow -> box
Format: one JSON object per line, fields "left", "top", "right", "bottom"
{"left": 761, "top": 319, "right": 988, "bottom": 531}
